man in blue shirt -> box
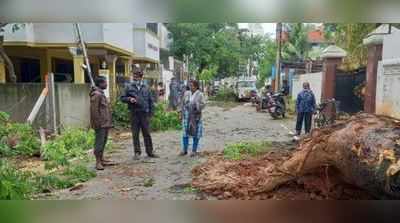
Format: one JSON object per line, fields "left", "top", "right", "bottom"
{"left": 295, "top": 82, "right": 316, "bottom": 136}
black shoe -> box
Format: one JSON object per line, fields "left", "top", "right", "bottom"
{"left": 190, "top": 152, "right": 199, "bottom": 157}
{"left": 147, "top": 154, "right": 160, "bottom": 158}
{"left": 133, "top": 153, "right": 141, "bottom": 160}
{"left": 179, "top": 151, "right": 188, "bottom": 156}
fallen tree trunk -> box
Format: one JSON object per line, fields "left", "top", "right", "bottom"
{"left": 193, "top": 114, "right": 400, "bottom": 199}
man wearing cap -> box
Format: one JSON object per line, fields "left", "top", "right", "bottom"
{"left": 120, "top": 70, "right": 159, "bottom": 159}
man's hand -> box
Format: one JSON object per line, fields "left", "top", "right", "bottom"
{"left": 129, "top": 97, "right": 137, "bottom": 104}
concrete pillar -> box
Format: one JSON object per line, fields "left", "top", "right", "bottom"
{"left": 321, "top": 45, "right": 347, "bottom": 117}
{"left": 73, "top": 55, "right": 85, "bottom": 84}
{"left": 105, "top": 55, "right": 118, "bottom": 101}
{"left": 68, "top": 47, "right": 85, "bottom": 84}
{"left": 363, "top": 25, "right": 385, "bottom": 113}
{"left": 40, "top": 49, "right": 51, "bottom": 82}
{"left": 123, "top": 58, "right": 133, "bottom": 77}
{"left": 0, "top": 61, "right": 6, "bottom": 83}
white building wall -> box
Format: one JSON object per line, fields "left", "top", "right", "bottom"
{"left": 291, "top": 72, "right": 323, "bottom": 103}
{"left": 159, "top": 23, "right": 172, "bottom": 50}
{"left": 32, "top": 23, "right": 104, "bottom": 43}
{"left": 376, "top": 26, "right": 400, "bottom": 119}
{"left": 103, "top": 23, "right": 133, "bottom": 52}
{"left": 133, "top": 28, "right": 146, "bottom": 56}
{"left": 4, "top": 23, "right": 134, "bottom": 53}
{"left": 145, "top": 31, "right": 160, "bottom": 62}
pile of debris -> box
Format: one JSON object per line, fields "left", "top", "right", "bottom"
{"left": 192, "top": 114, "right": 400, "bottom": 200}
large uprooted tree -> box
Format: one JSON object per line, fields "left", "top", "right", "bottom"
{"left": 193, "top": 114, "right": 400, "bottom": 199}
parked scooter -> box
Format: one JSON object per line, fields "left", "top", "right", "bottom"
{"left": 266, "top": 90, "right": 286, "bottom": 119}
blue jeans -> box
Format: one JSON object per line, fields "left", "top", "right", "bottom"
{"left": 182, "top": 136, "right": 200, "bottom": 153}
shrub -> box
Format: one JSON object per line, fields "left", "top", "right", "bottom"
{"left": 0, "top": 111, "right": 41, "bottom": 157}
{"left": 223, "top": 141, "right": 272, "bottom": 160}
{"left": 112, "top": 101, "right": 130, "bottom": 129}
{"left": 211, "top": 87, "right": 237, "bottom": 102}
{"left": 150, "top": 103, "right": 181, "bottom": 131}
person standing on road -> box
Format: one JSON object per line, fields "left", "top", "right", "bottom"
{"left": 90, "top": 77, "right": 113, "bottom": 170}
{"left": 120, "top": 70, "right": 159, "bottom": 160}
{"left": 169, "top": 77, "right": 179, "bottom": 110}
{"left": 180, "top": 80, "right": 206, "bottom": 157}
{"left": 295, "top": 82, "right": 316, "bottom": 136}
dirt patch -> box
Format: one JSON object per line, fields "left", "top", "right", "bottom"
{"left": 192, "top": 141, "right": 374, "bottom": 200}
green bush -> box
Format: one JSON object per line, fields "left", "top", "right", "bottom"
{"left": 0, "top": 111, "right": 41, "bottom": 157}
{"left": 112, "top": 101, "right": 130, "bottom": 129}
{"left": 150, "top": 103, "right": 181, "bottom": 131}
{"left": 211, "top": 87, "right": 237, "bottom": 102}
{"left": 113, "top": 101, "right": 181, "bottom": 131}
{"left": 223, "top": 141, "right": 272, "bottom": 160}
{"left": 42, "top": 128, "right": 95, "bottom": 169}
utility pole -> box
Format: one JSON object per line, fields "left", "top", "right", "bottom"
{"left": 275, "top": 22, "right": 282, "bottom": 92}
{"left": 74, "top": 23, "right": 95, "bottom": 87}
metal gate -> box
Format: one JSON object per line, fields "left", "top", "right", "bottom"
{"left": 335, "top": 68, "right": 366, "bottom": 114}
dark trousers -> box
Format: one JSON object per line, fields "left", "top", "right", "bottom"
{"left": 296, "top": 112, "right": 313, "bottom": 134}
{"left": 94, "top": 128, "right": 109, "bottom": 156}
{"left": 131, "top": 111, "right": 154, "bottom": 155}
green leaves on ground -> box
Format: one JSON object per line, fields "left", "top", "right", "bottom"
{"left": 0, "top": 160, "right": 33, "bottom": 199}
{"left": 42, "top": 128, "right": 95, "bottom": 169}
{"left": 0, "top": 111, "right": 100, "bottom": 199}
{"left": 223, "top": 141, "right": 272, "bottom": 160}
{"left": 0, "top": 160, "right": 96, "bottom": 199}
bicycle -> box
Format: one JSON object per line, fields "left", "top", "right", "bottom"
{"left": 313, "top": 98, "right": 338, "bottom": 128}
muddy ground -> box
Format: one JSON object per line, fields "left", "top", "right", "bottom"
{"left": 53, "top": 103, "right": 294, "bottom": 200}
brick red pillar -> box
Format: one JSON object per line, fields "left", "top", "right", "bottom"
{"left": 321, "top": 58, "right": 342, "bottom": 102}
{"left": 321, "top": 45, "right": 347, "bottom": 118}
{"left": 364, "top": 44, "right": 383, "bottom": 113}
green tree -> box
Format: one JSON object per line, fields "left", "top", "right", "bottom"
{"left": 323, "top": 23, "right": 376, "bottom": 70}
{"left": 257, "top": 39, "right": 277, "bottom": 87}
{"left": 282, "top": 23, "right": 312, "bottom": 61}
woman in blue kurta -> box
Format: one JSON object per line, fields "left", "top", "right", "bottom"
{"left": 179, "top": 80, "right": 206, "bottom": 157}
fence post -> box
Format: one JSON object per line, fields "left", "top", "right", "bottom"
{"left": 47, "top": 73, "right": 57, "bottom": 134}
{"left": 321, "top": 45, "right": 347, "bottom": 117}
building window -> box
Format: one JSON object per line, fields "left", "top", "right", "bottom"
{"left": 146, "top": 23, "right": 158, "bottom": 35}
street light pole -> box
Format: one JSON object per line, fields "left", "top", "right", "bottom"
{"left": 275, "top": 22, "right": 282, "bottom": 92}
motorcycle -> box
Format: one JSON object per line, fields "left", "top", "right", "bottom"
{"left": 266, "top": 91, "right": 286, "bottom": 119}
{"left": 255, "top": 94, "right": 270, "bottom": 112}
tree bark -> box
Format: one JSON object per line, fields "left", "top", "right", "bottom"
{"left": 0, "top": 34, "right": 17, "bottom": 83}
